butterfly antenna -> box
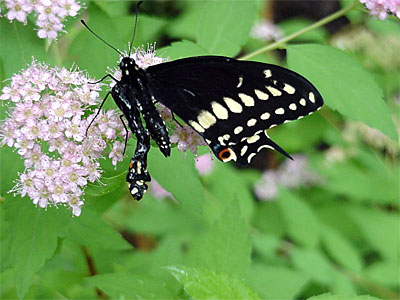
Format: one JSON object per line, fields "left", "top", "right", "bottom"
{"left": 81, "top": 20, "right": 123, "bottom": 56}
{"left": 128, "top": 1, "right": 143, "bottom": 57}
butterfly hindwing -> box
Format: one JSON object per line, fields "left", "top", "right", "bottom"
{"left": 147, "top": 56, "right": 323, "bottom": 165}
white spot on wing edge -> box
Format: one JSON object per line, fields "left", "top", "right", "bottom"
{"left": 238, "top": 93, "right": 255, "bottom": 106}
{"left": 309, "top": 92, "right": 316, "bottom": 103}
{"left": 247, "top": 134, "right": 260, "bottom": 144}
{"left": 254, "top": 89, "right": 269, "bottom": 100}
{"left": 283, "top": 83, "right": 296, "bottom": 94}
{"left": 263, "top": 69, "right": 272, "bottom": 78}
{"left": 234, "top": 126, "right": 243, "bottom": 134}
{"left": 211, "top": 101, "right": 229, "bottom": 120}
{"left": 223, "top": 97, "right": 243, "bottom": 113}
{"left": 237, "top": 76, "right": 243, "bottom": 88}
{"left": 289, "top": 103, "right": 297, "bottom": 110}
{"left": 257, "top": 145, "right": 274, "bottom": 152}
{"left": 275, "top": 107, "right": 285, "bottom": 115}
{"left": 299, "top": 98, "right": 306, "bottom": 106}
{"left": 197, "top": 110, "right": 216, "bottom": 129}
{"left": 189, "top": 120, "right": 205, "bottom": 133}
{"left": 266, "top": 86, "right": 282, "bottom": 97}
{"left": 260, "top": 112, "right": 270, "bottom": 120}
{"left": 247, "top": 118, "right": 257, "bottom": 127}
{"left": 247, "top": 153, "right": 256, "bottom": 164}
{"left": 240, "top": 145, "right": 248, "bottom": 156}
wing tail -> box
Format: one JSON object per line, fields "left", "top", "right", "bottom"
{"left": 232, "top": 130, "right": 293, "bottom": 166}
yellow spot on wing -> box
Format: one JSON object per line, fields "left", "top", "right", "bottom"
{"left": 197, "top": 111, "right": 216, "bottom": 129}
{"left": 223, "top": 97, "right": 243, "bottom": 113}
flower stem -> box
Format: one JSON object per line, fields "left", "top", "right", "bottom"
{"left": 239, "top": 0, "right": 358, "bottom": 60}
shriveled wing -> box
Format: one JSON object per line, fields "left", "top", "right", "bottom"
{"left": 146, "top": 56, "right": 323, "bottom": 165}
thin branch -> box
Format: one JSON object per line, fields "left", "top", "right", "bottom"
{"left": 239, "top": 0, "right": 358, "bottom": 60}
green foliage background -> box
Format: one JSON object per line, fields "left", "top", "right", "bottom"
{"left": 0, "top": 1, "right": 399, "bottom": 299}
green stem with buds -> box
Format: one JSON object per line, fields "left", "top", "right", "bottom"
{"left": 239, "top": 0, "right": 358, "bottom": 60}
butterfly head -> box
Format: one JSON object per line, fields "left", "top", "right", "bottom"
{"left": 119, "top": 56, "right": 140, "bottom": 78}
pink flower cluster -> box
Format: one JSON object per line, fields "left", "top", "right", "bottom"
{"left": 2, "top": 0, "right": 81, "bottom": 39}
{"left": 251, "top": 20, "right": 284, "bottom": 42}
{"left": 0, "top": 60, "right": 126, "bottom": 216}
{"left": 111, "top": 45, "right": 207, "bottom": 155}
{"left": 254, "top": 155, "right": 322, "bottom": 200}
{"left": 360, "top": 0, "right": 400, "bottom": 19}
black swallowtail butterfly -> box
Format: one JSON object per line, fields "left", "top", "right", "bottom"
{"left": 81, "top": 7, "right": 323, "bottom": 200}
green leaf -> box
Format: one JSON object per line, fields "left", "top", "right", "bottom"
{"left": 364, "top": 261, "right": 400, "bottom": 287}
{"left": 0, "top": 147, "right": 24, "bottom": 196}
{"left": 197, "top": 1, "right": 256, "bottom": 56}
{"left": 151, "top": 236, "right": 185, "bottom": 268}
{"left": 85, "top": 172, "right": 126, "bottom": 197}
{"left": 320, "top": 224, "right": 363, "bottom": 272}
{"left": 291, "top": 248, "right": 334, "bottom": 285}
{"left": 88, "top": 272, "right": 175, "bottom": 299}
{"left": 5, "top": 198, "right": 71, "bottom": 298}
{"left": 252, "top": 233, "right": 281, "bottom": 261}
{"left": 206, "top": 164, "right": 255, "bottom": 223}
{"left": 246, "top": 264, "right": 308, "bottom": 299}
{"left": 287, "top": 44, "right": 398, "bottom": 141}
{"left": 269, "top": 112, "right": 329, "bottom": 152}
{"left": 346, "top": 205, "right": 398, "bottom": 261}
{"left": 366, "top": 18, "right": 400, "bottom": 36}
{"left": 166, "top": 2, "right": 205, "bottom": 39}
{"left": 308, "top": 293, "right": 382, "bottom": 300}
{"left": 188, "top": 199, "right": 251, "bottom": 277}
{"left": 252, "top": 202, "right": 285, "bottom": 237}
{"left": 330, "top": 269, "right": 357, "bottom": 295}
{"left": 117, "top": 196, "right": 205, "bottom": 237}
{"left": 159, "top": 40, "right": 209, "bottom": 60}
{"left": 67, "top": 208, "right": 131, "bottom": 250}
{"left": 116, "top": 15, "right": 167, "bottom": 47}
{"left": 319, "top": 159, "right": 399, "bottom": 205}
{"left": 340, "top": 0, "right": 364, "bottom": 22}
{"left": 0, "top": 205, "right": 11, "bottom": 272}
{"left": 148, "top": 149, "right": 203, "bottom": 214}
{"left": 67, "top": 2, "right": 122, "bottom": 78}
{"left": 276, "top": 190, "right": 319, "bottom": 247}
{"left": 167, "top": 265, "right": 260, "bottom": 300}
{"left": 0, "top": 18, "right": 47, "bottom": 82}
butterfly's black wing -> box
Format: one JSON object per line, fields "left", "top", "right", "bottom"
{"left": 146, "top": 56, "right": 323, "bottom": 165}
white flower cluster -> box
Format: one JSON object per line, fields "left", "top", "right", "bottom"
{"left": 0, "top": 60, "right": 126, "bottom": 216}
{"left": 1, "top": 0, "right": 81, "bottom": 39}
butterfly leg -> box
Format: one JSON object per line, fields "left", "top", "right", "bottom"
{"left": 86, "top": 91, "right": 111, "bottom": 136}
{"left": 126, "top": 112, "right": 151, "bottom": 200}
{"left": 119, "top": 114, "right": 129, "bottom": 156}
{"left": 88, "top": 74, "right": 119, "bottom": 84}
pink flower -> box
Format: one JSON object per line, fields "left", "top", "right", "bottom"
{"left": 58, "top": 0, "right": 81, "bottom": 18}
{"left": 360, "top": 0, "right": 400, "bottom": 19}
{"left": 5, "top": 0, "right": 28, "bottom": 24}
{"left": 36, "top": 18, "right": 63, "bottom": 39}
{"left": 0, "top": 60, "right": 126, "bottom": 216}
{"left": 1, "top": 0, "right": 81, "bottom": 39}
{"left": 150, "top": 179, "right": 174, "bottom": 200}
{"left": 254, "top": 155, "right": 322, "bottom": 201}
{"left": 251, "top": 20, "right": 284, "bottom": 42}
{"left": 195, "top": 153, "right": 214, "bottom": 175}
